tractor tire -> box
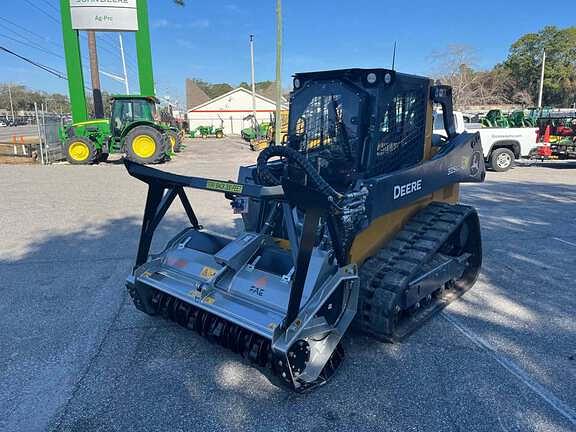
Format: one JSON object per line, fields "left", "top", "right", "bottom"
{"left": 99, "top": 152, "right": 109, "bottom": 163}
{"left": 65, "top": 137, "right": 98, "bottom": 165}
{"left": 489, "top": 148, "right": 514, "bottom": 172}
{"left": 166, "top": 130, "right": 182, "bottom": 153}
{"left": 125, "top": 126, "right": 168, "bottom": 165}
{"left": 215, "top": 130, "right": 224, "bottom": 139}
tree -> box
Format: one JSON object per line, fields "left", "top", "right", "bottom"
{"left": 239, "top": 81, "right": 274, "bottom": 92}
{"left": 0, "top": 84, "right": 70, "bottom": 113}
{"left": 87, "top": 91, "right": 112, "bottom": 117}
{"left": 504, "top": 26, "right": 576, "bottom": 107}
{"left": 430, "top": 45, "right": 510, "bottom": 109}
{"left": 190, "top": 79, "right": 233, "bottom": 99}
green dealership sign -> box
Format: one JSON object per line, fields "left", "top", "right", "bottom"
{"left": 60, "top": 0, "right": 155, "bottom": 123}
{"left": 70, "top": 0, "right": 139, "bottom": 31}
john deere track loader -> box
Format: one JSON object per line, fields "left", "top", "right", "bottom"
{"left": 124, "top": 68, "right": 485, "bottom": 391}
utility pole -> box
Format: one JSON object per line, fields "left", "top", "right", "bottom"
{"left": 249, "top": 34, "right": 256, "bottom": 117}
{"left": 87, "top": 31, "right": 104, "bottom": 118}
{"left": 8, "top": 84, "right": 14, "bottom": 123}
{"left": 275, "top": 0, "right": 282, "bottom": 146}
{"left": 538, "top": 50, "right": 546, "bottom": 108}
{"left": 119, "top": 34, "right": 130, "bottom": 94}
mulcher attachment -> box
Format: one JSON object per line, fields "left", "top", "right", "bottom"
{"left": 124, "top": 159, "right": 358, "bottom": 392}
{"left": 357, "top": 202, "right": 482, "bottom": 342}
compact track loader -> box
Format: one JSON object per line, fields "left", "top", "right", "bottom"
{"left": 125, "top": 68, "right": 485, "bottom": 392}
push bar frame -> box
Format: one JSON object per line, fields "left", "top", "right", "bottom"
{"left": 125, "top": 159, "right": 340, "bottom": 331}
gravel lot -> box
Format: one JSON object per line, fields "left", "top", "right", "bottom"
{"left": 1, "top": 137, "right": 575, "bottom": 432}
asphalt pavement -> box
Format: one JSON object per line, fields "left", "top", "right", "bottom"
{"left": 1, "top": 138, "right": 575, "bottom": 432}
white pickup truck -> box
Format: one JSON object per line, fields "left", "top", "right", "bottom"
{"left": 433, "top": 111, "right": 539, "bottom": 172}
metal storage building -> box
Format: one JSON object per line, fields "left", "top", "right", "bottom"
{"left": 187, "top": 87, "right": 288, "bottom": 136}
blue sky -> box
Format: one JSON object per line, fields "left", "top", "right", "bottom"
{"left": 0, "top": 0, "right": 573, "bottom": 107}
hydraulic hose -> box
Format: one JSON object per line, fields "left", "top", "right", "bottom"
{"left": 256, "top": 145, "right": 343, "bottom": 201}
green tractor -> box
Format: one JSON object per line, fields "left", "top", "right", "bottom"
{"left": 189, "top": 124, "right": 224, "bottom": 139}
{"left": 481, "top": 109, "right": 510, "bottom": 128}
{"left": 508, "top": 110, "right": 535, "bottom": 128}
{"left": 60, "top": 95, "right": 182, "bottom": 165}
{"left": 240, "top": 114, "right": 271, "bottom": 141}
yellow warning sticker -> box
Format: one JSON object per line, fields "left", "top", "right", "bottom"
{"left": 200, "top": 266, "right": 217, "bottom": 279}
{"left": 206, "top": 180, "right": 244, "bottom": 194}
{"left": 203, "top": 296, "right": 215, "bottom": 305}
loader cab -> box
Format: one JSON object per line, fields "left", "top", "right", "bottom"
{"left": 110, "top": 95, "right": 159, "bottom": 137}
{"left": 288, "top": 69, "right": 432, "bottom": 186}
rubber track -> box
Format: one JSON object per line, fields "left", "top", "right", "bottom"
{"left": 357, "top": 202, "right": 478, "bottom": 342}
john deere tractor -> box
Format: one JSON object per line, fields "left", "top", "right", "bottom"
{"left": 60, "top": 95, "right": 181, "bottom": 165}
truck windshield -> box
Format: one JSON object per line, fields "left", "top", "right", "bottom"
{"left": 433, "top": 113, "right": 445, "bottom": 130}
{"left": 433, "top": 112, "right": 459, "bottom": 132}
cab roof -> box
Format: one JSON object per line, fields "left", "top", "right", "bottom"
{"left": 111, "top": 95, "right": 160, "bottom": 103}
{"left": 294, "top": 68, "right": 429, "bottom": 81}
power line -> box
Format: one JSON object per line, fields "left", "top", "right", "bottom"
{"left": 3, "top": 6, "right": 135, "bottom": 92}
{"left": 0, "top": 18, "right": 120, "bottom": 77}
{"left": 100, "top": 32, "right": 120, "bottom": 50}
{"left": 0, "top": 13, "right": 136, "bottom": 80}
{"left": 0, "top": 16, "right": 63, "bottom": 49}
{"left": 0, "top": 44, "right": 94, "bottom": 92}
{"left": 0, "top": 45, "right": 67, "bottom": 80}
{"left": 22, "top": 0, "right": 60, "bottom": 24}
{"left": 22, "top": 0, "right": 129, "bottom": 70}
{"left": 0, "top": 31, "right": 64, "bottom": 59}
{"left": 38, "top": 0, "right": 59, "bottom": 14}
{"left": 4, "top": 6, "right": 125, "bottom": 66}
{"left": 0, "top": 23, "right": 58, "bottom": 51}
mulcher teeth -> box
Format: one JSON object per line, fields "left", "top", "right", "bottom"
{"left": 132, "top": 288, "right": 345, "bottom": 392}
{"left": 151, "top": 290, "right": 272, "bottom": 367}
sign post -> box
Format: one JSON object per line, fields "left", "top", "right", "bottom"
{"left": 60, "top": 0, "right": 88, "bottom": 123}
{"left": 60, "top": 0, "right": 155, "bottom": 124}
{"left": 135, "top": 0, "right": 155, "bottom": 96}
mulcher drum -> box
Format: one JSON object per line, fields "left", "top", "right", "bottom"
{"left": 127, "top": 281, "right": 345, "bottom": 392}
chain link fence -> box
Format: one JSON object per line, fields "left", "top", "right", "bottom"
{"left": 36, "top": 104, "right": 66, "bottom": 164}
{"left": 0, "top": 104, "right": 66, "bottom": 164}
